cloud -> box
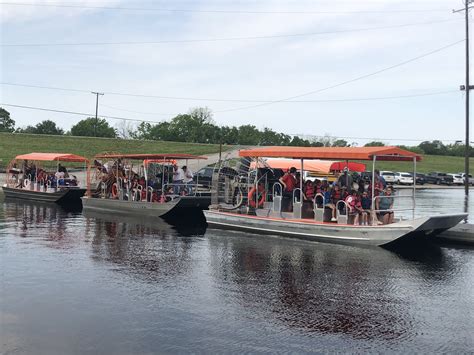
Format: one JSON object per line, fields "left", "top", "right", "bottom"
{"left": 1, "top": 0, "right": 468, "bottom": 143}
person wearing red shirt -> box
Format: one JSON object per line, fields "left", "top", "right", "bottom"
{"left": 279, "top": 167, "right": 297, "bottom": 211}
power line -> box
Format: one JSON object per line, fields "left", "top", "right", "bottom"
{"left": 91, "top": 89, "right": 460, "bottom": 119}
{"left": 0, "top": 2, "right": 449, "bottom": 14}
{"left": 1, "top": 102, "right": 461, "bottom": 143}
{"left": 101, "top": 103, "right": 175, "bottom": 116}
{"left": 215, "top": 39, "right": 465, "bottom": 113}
{"left": 0, "top": 103, "right": 165, "bottom": 124}
{"left": 0, "top": 82, "right": 460, "bottom": 103}
{"left": 1, "top": 18, "right": 460, "bottom": 47}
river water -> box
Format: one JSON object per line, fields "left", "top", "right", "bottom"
{"left": 0, "top": 189, "right": 473, "bottom": 354}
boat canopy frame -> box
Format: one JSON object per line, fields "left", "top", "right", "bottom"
{"left": 6, "top": 152, "right": 89, "bottom": 191}
{"left": 239, "top": 146, "right": 421, "bottom": 221}
{"left": 88, "top": 152, "right": 208, "bottom": 202}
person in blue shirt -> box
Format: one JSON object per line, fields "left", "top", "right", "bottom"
{"left": 376, "top": 186, "right": 394, "bottom": 224}
{"left": 322, "top": 185, "right": 337, "bottom": 222}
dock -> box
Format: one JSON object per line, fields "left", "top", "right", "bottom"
{"left": 437, "top": 223, "right": 474, "bottom": 244}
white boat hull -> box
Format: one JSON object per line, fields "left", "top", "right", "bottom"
{"left": 203, "top": 210, "right": 468, "bottom": 246}
{"left": 81, "top": 196, "right": 178, "bottom": 218}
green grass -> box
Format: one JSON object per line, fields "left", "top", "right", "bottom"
{"left": 0, "top": 133, "right": 227, "bottom": 167}
{"left": 358, "top": 155, "right": 474, "bottom": 174}
{"left": 0, "top": 132, "right": 472, "bottom": 174}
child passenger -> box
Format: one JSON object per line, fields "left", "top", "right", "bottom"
{"left": 323, "top": 185, "right": 337, "bottom": 222}
{"left": 345, "top": 190, "right": 365, "bottom": 225}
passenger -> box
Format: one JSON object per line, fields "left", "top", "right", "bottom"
{"left": 172, "top": 164, "right": 185, "bottom": 195}
{"left": 357, "top": 175, "right": 366, "bottom": 194}
{"left": 58, "top": 163, "right": 69, "bottom": 178}
{"left": 345, "top": 190, "right": 365, "bottom": 225}
{"left": 295, "top": 172, "right": 301, "bottom": 189}
{"left": 360, "top": 191, "right": 372, "bottom": 225}
{"left": 375, "top": 169, "right": 387, "bottom": 189}
{"left": 279, "top": 167, "right": 297, "bottom": 211}
{"left": 377, "top": 186, "right": 394, "bottom": 225}
{"left": 304, "top": 180, "right": 315, "bottom": 200}
{"left": 368, "top": 176, "right": 384, "bottom": 198}
{"left": 55, "top": 169, "right": 65, "bottom": 186}
{"left": 320, "top": 180, "right": 329, "bottom": 192}
{"left": 314, "top": 179, "right": 322, "bottom": 194}
{"left": 323, "top": 185, "right": 337, "bottom": 222}
{"left": 338, "top": 167, "right": 353, "bottom": 191}
{"left": 182, "top": 166, "right": 194, "bottom": 195}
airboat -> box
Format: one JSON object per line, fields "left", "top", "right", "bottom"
{"left": 81, "top": 153, "right": 209, "bottom": 217}
{"left": 204, "top": 146, "right": 467, "bottom": 247}
{"left": 2, "top": 152, "right": 88, "bottom": 204}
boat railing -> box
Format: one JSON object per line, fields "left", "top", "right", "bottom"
{"left": 147, "top": 186, "right": 154, "bottom": 202}
{"left": 372, "top": 194, "right": 415, "bottom": 220}
{"left": 292, "top": 188, "right": 303, "bottom": 219}
{"left": 163, "top": 182, "right": 197, "bottom": 197}
{"left": 272, "top": 182, "right": 282, "bottom": 213}
{"left": 24, "top": 174, "right": 33, "bottom": 190}
{"left": 336, "top": 200, "right": 349, "bottom": 224}
{"left": 313, "top": 193, "right": 325, "bottom": 222}
{"left": 101, "top": 181, "right": 107, "bottom": 198}
{"left": 134, "top": 186, "right": 143, "bottom": 201}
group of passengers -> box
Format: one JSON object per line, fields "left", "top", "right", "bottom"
{"left": 14, "top": 161, "right": 77, "bottom": 190}
{"left": 278, "top": 167, "right": 394, "bottom": 225}
{"left": 94, "top": 160, "right": 194, "bottom": 201}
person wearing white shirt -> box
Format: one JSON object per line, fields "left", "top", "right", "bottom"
{"left": 183, "top": 166, "right": 194, "bottom": 195}
{"left": 173, "top": 164, "right": 185, "bottom": 194}
{"left": 55, "top": 171, "right": 65, "bottom": 186}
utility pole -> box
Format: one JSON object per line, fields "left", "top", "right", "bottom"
{"left": 91, "top": 91, "right": 104, "bottom": 137}
{"left": 455, "top": 1, "right": 473, "bottom": 196}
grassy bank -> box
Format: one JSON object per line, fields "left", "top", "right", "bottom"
{"left": 357, "top": 155, "right": 473, "bottom": 174}
{"left": 0, "top": 133, "right": 471, "bottom": 174}
{"left": 0, "top": 133, "right": 227, "bottom": 166}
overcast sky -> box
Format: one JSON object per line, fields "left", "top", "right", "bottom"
{"left": 0, "top": 0, "right": 471, "bottom": 145}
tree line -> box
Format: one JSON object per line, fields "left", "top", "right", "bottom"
{"left": 1, "top": 106, "right": 472, "bottom": 157}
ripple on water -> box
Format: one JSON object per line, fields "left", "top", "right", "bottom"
{"left": 0, "top": 199, "right": 473, "bottom": 353}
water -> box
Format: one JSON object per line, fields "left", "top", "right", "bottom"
{"left": 1, "top": 190, "right": 473, "bottom": 354}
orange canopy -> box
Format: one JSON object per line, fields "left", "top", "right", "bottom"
{"left": 14, "top": 152, "right": 88, "bottom": 162}
{"left": 239, "top": 146, "right": 421, "bottom": 161}
{"left": 252, "top": 159, "right": 366, "bottom": 173}
{"left": 95, "top": 153, "right": 207, "bottom": 160}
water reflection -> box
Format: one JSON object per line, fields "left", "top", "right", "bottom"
{"left": 1, "top": 199, "right": 473, "bottom": 353}
{"left": 207, "top": 234, "right": 453, "bottom": 342}
{"left": 82, "top": 210, "right": 208, "bottom": 283}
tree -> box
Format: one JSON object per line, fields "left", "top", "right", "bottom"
{"left": 115, "top": 120, "right": 136, "bottom": 139}
{"left": 332, "top": 139, "right": 349, "bottom": 147}
{"left": 237, "top": 125, "right": 261, "bottom": 145}
{"left": 0, "top": 107, "right": 15, "bottom": 132}
{"left": 364, "top": 141, "right": 385, "bottom": 147}
{"left": 17, "top": 120, "right": 64, "bottom": 135}
{"left": 289, "top": 136, "right": 312, "bottom": 147}
{"left": 260, "top": 127, "right": 291, "bottom": 145}
{"left": 220, "top": 126, "right": 239, "bottom": 144}
{"left": 397, "top": 145, "right": 424, "bottom": 154}
{"left": 70, "top": 117, "right": 116, "bottom": 138}
{"left": 418, "top": 140, "right": 447, "bottom": 155}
